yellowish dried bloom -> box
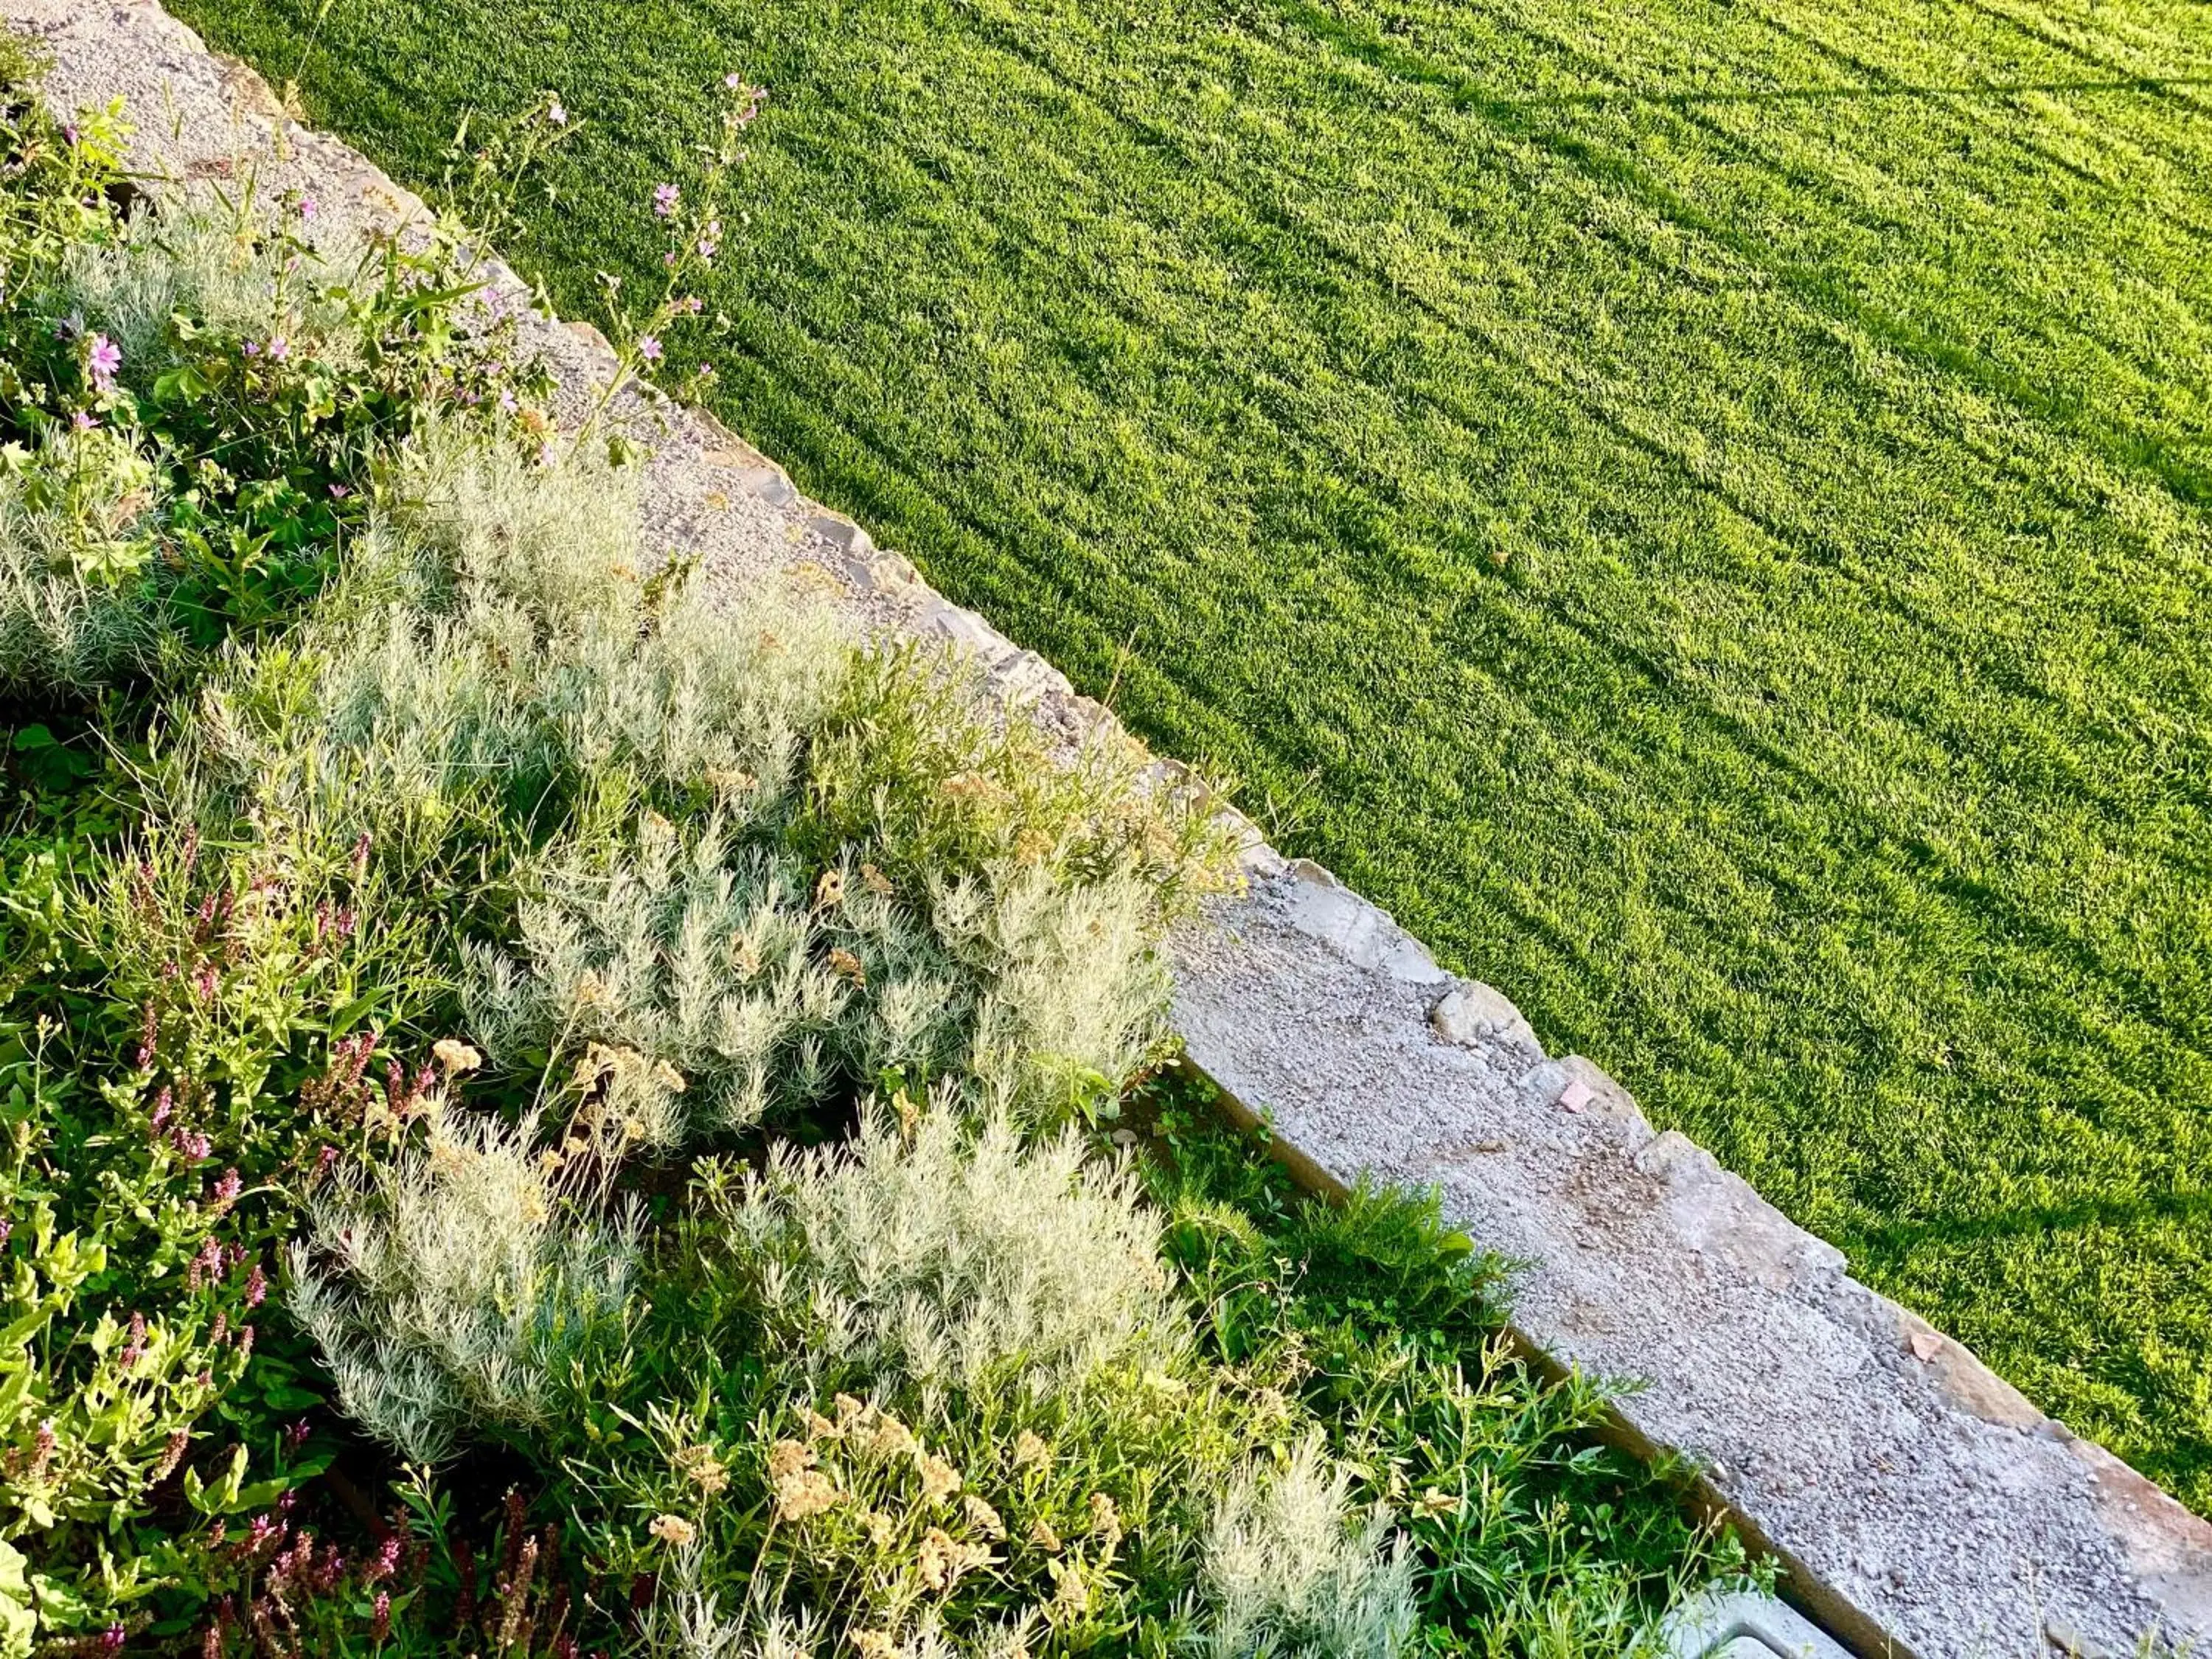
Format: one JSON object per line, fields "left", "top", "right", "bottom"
{"left": 765, "top": 1439, "right": 814, "bottom": 1482}
{"left": 863, "top": 1509, "right": 896, "bottom": 1548}
{"left": 1012, "top": 1430, "right": 1051, "bottom": 1469}
{"left": 813, "top": 869, "right": 846, "bottom": 908}
{"left": 1027, "top": 1517, "right": 1061, "bottom": 1554}
{"left": 827, "top": 947, "right": 868, "bottom": 988}
{"left": 863, "top": 1413, "right": 917, "bottom": 1462}
{"left": 833, "top": 1393, "right": 869, "bottom": 1427}
{"left": 916, "top": 1526, "right": 991, "bottom": 1594}
{"left": 648, "top": 1514, "right": 696, "bottom": 1547}
{"left": 773, "top": 1467, "right": 842, "bottom": 1522}
{"left": 1051, "top": 1557, "right": 1087, "bottom": 1609}
{"left": 1416, "top": 1487, "right": 1460, "bottom": 1519}
{"left": 917, "top": 1453, "right": 961, "bottom": 1502}
{"left": 961, "top": 1494, "right": 1006, "bottom": 1540}
{"left": 804, "top": 1408, "right": 840, "bottom": 1441}
{"left": 432, "top": 1038, "right": 483, "bottom": 1076}
{"left": 673, "top": 1441, "right": 730, "bottom": 1495}
{"left": 859, "top": 862, "right": 894, "bottom": 895}
{"left": 1088, "top": 1492, "right": 1122, "bottom": 1549}
{"left": 849, "top": 1632, "right": 896, "bottom": 1659}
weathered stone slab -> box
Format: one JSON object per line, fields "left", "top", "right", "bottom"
{"left": 13, "top": 4, "right": 2211, "bottom": 1653}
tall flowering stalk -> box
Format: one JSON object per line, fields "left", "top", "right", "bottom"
{"left": 574, "top": 73, "right": 765, "bottom": 455}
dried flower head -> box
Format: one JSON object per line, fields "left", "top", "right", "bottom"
{"left": 673, "top": 1441, "right": 731, "bottom": 1495}
{"left": 648, "top": 1514, "right": 696, "bottom": 1547}
{"left": 961, "top": 1494, "right": 1006, "bottom": 1541}
{"left": 773, "top": 1467, "right": 841, "bottom": 1523}
{"left": 433, "top": 1039, "right": 483, "bottom": 1076}
{"left": 1012, "top": 1430, "right": 1051, "bottom": 1469}
{"left": 916, "top": 1526, "right": 991, "bottom": 1595}
{"left": 765, "top": 1439, "right": 813, "bottom": 1482}
{"left": 917, "top": 1453, "right": 961, "bottom": 1503}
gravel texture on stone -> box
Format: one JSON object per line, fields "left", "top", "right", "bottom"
{"left": 12, "top": 4, "right": 2211, "bottom": 1654}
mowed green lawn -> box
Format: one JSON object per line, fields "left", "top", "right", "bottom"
{"left": 168, "top": 0, "right": 2212, "bottom": 1504}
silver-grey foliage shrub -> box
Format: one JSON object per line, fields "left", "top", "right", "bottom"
{"left": 0, "top": 422, "right": 174, "bottom": 694}
{"left": 57, "top": 197, "right": 365, "bottom": 387}
{"left": 717, "top": 1096, "right": 1183, "bottom": 1409}
{"left": 1196, "top": 1434, "right": 1418, "bottom": 1659}
{"left": 285, "top": 1104, "right": 641, "bottom": 1465}
{"left": 465, "top": 813, "right": 968, "bottom": 1141}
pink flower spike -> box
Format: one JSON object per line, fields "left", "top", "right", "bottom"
{"left": 328, "top": 482, "right": 352, "bottom": 499}
{"left": 653, "top": 182, "right": 681, "bottom": 218}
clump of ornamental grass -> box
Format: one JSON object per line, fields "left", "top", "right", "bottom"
{"left": 285, "top": 1099, "right": 642, "bottom": 1465}
{"left": 1195, "top": 1433, "right": 1418, "bottom": 1659}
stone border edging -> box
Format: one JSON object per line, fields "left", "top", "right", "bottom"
{"left": 10, "top": 6, "right": 2211, "bottom": 1654}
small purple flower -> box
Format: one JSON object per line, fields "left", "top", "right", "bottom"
{"left": 725, "top": 73, "right": 744, "bottom": 91}
{"left": 62, "top": 123, "right": 77, "bottom": 146}
{"left": 637, "top": 335, "right": 664, "bottom": 363}
{"left": 498, "top": 387, "right": 518, "bottom": 414}
{"left": 697, "top": 363, "right": 717, "bottom": 381}
{"left": 87, "top": 333, "right": 121, "bottom": 391}
{"left": 653, "top": 182, "right": 681, "bottom": 218}
{"left": 73, "top": 410, "right": 98, "bottom": 431}
{"left": 265, "top": 336, "right": 289, "bottom": 362}
{"left": 328, "top": 482, "right": 352, "bottom": 500}
{"left": 297, "top": 195, "right": 318, "bottom": 221}
{"left": 242, "top": 340, "right": 260, "bottom": 358}
{"left": 548, "top": 100, "right": 568, "bottom": 127}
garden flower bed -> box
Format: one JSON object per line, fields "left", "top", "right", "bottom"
{"left": 0, "top": 38, "right": 1735, "bottom": 1657}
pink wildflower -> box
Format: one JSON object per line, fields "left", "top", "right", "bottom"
{"left": 87, "top": 333, "right": 121, "bottom": 390}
